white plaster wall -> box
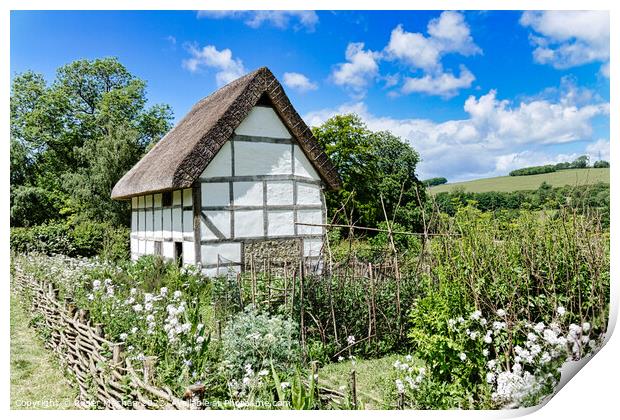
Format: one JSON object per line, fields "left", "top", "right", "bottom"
{"left": 266, "top": 181, "right": 294, "bottom": 205}
{"left": 233, "top": 182, "right": 263, "bottom": 206}
{"left": 173, "top": 190, "right": 182, "bottom": 206}
{"left": 138, "top": 239, "right": 146, "bottom": 255}
{"left": 200, "top": 141, "right": 232, "bottom": 178}
{"left": 297, "top": 209, "right": 323, "bottom": 235}
{"left": 130, "top": 238, "right": 138, "bottom": 256}
{"left": 162, "top": 208, "right": 172, "bottom": 240}
{"left": 293, "top": 145, "right": 320, "bottom": 180}
{"left": 202, "top": 183, "right": 230, "bottom": 207}
{"left": 138, "top": 210, "right": 145, "bottom": 238}
{"left": 172, "top": 207, "right": 182, "bottom": 240}
{"left": 145, "top": 240, "right": 154, "bottom": 255}
{"left": 201, "top": 243, "right": 242, "bottom": 265}
{"left": 183, "top": 189, "right": 193, "bottom": 206}
{"left": 162, "top": 241, "right": 175, "bottom": 260}
{"left": 183, "top": 210, "right": 193, "bottom": 236}
{"left": 201, "top": 211, "right": 231, "bottom": 240}
{"left": 153, "top": 209, "right": 163, "bottom": 238}
{"left": 267, "top": 211, "right": 295, "bottom": 236}
{"left": 145, "top": 208, "right": 153, "bottom": 238}
{"left": 183, "top": 241, "right": 195, "bottom": 265}
{"left": 303, "top": 238, "right": 323, "bottom": 257}
{"left": 235, "top": 142, "right": 292, "bottom": 176}
{"left": 234, "top": 210, "right": 264, "bottom": 238}
{"left": 131, "top": 211, "right": 137, "bottom": 234}
{"left": 234, "top": 106, "right": 291, "bottom": 139}
{"left": 296, "top": 183, "right": 322, "bottom": 205}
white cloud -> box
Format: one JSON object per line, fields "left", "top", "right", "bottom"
{"left": 520, "top": 11, "right": 609, "bottom": 74}
{"left": 331, "top": 42, "right": 380, "bottom": 97}
{"left": 586, "top": 139, "right": 610, "bottom": 162}
{"left": 402, "top": 65, "right": 475, "bottom": 98}
{"left": 304, "top": 87, "right": 608, "bottom": 181}
{"left": 283, "top": 72, "right": 318, "bottom": 92}
{"left": 182, "top": 44, "right": 246, "bottom": 86}
{"left": 197, "top": 10, "right": 318, "bottom": 31}
{"left": 383, "top": 11, "right": 481, "bottom": 97}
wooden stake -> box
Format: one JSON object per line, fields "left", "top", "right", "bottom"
{"left": 350, "top": 369, "right": 357, "bottom": 408}
{"left": 143, "top": 356, "right": 157, "bottom": 384}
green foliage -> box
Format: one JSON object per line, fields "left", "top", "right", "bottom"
{"left": 571, "top": 154, "right": 589, "bottom": 168}
{"left": 593, "top": 160, "right": 610, "bottom": 168}
{"left": 312, "top": 114, "right": 424, "bottom": 231}
{"left": 10, "top": 57, "right": 173, "bottom": 226}
{"left": 509, "top": 165, "right": 556, "bottom": 177}
{"left": 221, "top": 307, "right": 301, "bottom": 380}
{"left": 10, "top": 186, "right": 66, "bottom": 227}
{"left": 10, "top": 221, "right": 129, "bottom": 260}
{"left": 423, "top": 177, "right": 448, "bottom": 187}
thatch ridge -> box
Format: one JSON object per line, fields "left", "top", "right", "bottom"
{"left": 111, "top": 67, "right": 341, "bottom": 199}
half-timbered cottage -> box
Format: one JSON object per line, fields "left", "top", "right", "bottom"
{"left": 111, "top": 67, "right": 341, "bottom": 276}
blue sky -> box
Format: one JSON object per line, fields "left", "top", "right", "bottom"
{"left": 10, "top": 10, "right": 610, "bottom": 181}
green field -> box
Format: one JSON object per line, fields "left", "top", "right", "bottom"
{"left": 429, "top": 168, "right": 610, "bottom": 194}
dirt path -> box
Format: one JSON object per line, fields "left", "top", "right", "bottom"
{"left": 10, "top": 294, "right": 78, "bottom": 409}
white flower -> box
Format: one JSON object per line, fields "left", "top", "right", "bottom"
{"left": 534, "top": 322, "right": 545, "bottom": 333}
{"left": 146, "top": 314, "right": 155, "bottom": 322}
{"left": 92, "top": 280, "right": 101, "bottom": 291}
{"left": 487, "top": 360, "right": 496, "bottom": 369}
{"left": 556, "top": 307, "right": 566, "bottom": 316}
{"left": 87, "top": 293, "right": 94, "bottom": 301}
{"left": 132, "top": 304, "right": 143, "bottom": 312}
{"left": 470, "top": 310, "right": 482, "bottom": 321}
{"left": 144, "top": 293, "right": 154, "bottom": 303}
{"left": 582, "top": 322, "right": 591, "bottom": 333}
{"left": 131, "top": 327, "right": 138, "bottom": 334}
{"left": 258, "top": 369, "right": 269, "bottom": 377}
{"left": 173, "top": 291, "right": 182, "bottom": 299}
{"left": 280, "top": 382, "right": 290, "bottom": 390}
{"left": 448, "top": 319, "right": 456, "bottom": 328}
{"left": 459, "top": 352, "right": 467, "bottom": 361}
{"left": 405, "top": 355, "right": 413, "bottom": 362}
{"left": 196, "top": 336, "right": 205, "bottom": 344}
{"left": 457, "top": 316, "right": 465, "bottom": 324}
{"left": 480, "top": 318, "right": 488, "bottom": 326}
{"left": 469, "top": 331, "right": 479, "bottom": 340}
{"left": 512, "top": 363, "right": 522, "bottom": 374}
{"left": 486, "top": 372, "right": 496, "bottom": 383}
{"left": 130, "top": 288, "right": 137, "bottom": 295}
{"left": 496, "top": 309, "right": 506, "bottom": 317}
{"left": 527, "top": 332, "right": 538, "bottom": 342}
{"left": 120, "top": 333, "right": 128, "bottom": 340}
{"left": 347, "top": 335, "right": 356, "bottom": 345}
{"left": 160, "top": 287, "right": 168, "bottom": 296}
{"left": 144, "top": 302, "right": 153, "bottom": 311}
{"left": 393, "top": 360, "right": 401, "bottom": 369}
{"left": 483, "top": 349, "right": 489, "bottom": 357}
{"left": 242, "top": 377, "right": 251, "bottom": 386}
{"left": 395, "top": 379, "right": 405, "bottom": 394}
{"left": 540, "top": 352, "right": 551, "bottom": 364}
{"left": 484, "top": 334, "right": 493, "bottom": 344}
{"left": 338, "top": 356, "right": 344, "bottom": 362}
{"left": 493, "top": 321, "right": 506, "bottom": 331}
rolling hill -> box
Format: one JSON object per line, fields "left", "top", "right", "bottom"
{"left": 429, "top": 168, "right": 610, "bottom": 194}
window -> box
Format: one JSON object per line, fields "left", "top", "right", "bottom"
{"left": 154, "top": 241, "right": 162, "bottom": 256}
{"left": 162, "top": 191, "right": 173, "bottom": 207}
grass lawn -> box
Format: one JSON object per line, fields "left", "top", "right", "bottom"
{"left": 10, "top": 294, "right": 78, "bottom": 410}
{"left": 429, "top": 168, "right": 609, "bottom": 194}
{"left": 319, "top": 354, "right": 418, "bottom": 409}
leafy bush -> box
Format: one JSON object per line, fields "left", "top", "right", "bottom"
{"left": 593, "top": 160, "right": 610, "bottom": 168}
{"left": 509, "top": 165, "right": 556, "bottom": 176}
{"left": 423, "top": 177, "right": 448, "bottom": 187}
{"left": 10, "top": 220, "right": 129, "bottom": 260}
{"left": 10, "top": 185, "right": 66, "bottom": 227}
{"left": 221, "top": 307, "right": 301, "bottom": 381}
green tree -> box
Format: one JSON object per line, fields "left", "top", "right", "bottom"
{"left": 593, "top": 160, "right": 610, "bottom": 168}
{"left": 312, "top": 114, "right": 424, "bottom": 231}
{"left": 570, "top": 155, "right": 589, "bottom": 169}
{"left": 10, "top": 57, "right": 173, "bottom": 226}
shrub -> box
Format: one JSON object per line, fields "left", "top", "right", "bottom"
{"left": 10, "top": 186, "right": 65, "bottom": 227}
{"left": 509, "top": 165, "right": 556, "bottom": 177}
{"left": 423, "top": 177, "right": 448, "bottom": 187}
{"left": 593, "top": 160, "right": 610, "bottom": 168}
{"left": 221, "top": 307, "right": 301, "bottom": 381}
{"left": 10, "top": 220, "right": 130, "bottom": 260}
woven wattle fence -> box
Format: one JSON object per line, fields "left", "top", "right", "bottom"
{"left": 12, "top": 271, "right": 204, "bottom": 410}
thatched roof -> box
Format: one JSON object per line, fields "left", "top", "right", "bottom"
{"left": 111, "top": 67, "right": 341, "bottom": 200}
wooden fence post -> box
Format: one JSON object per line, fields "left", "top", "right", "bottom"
{"left": 350, "top": 369, "right": 357, "bottom": 409}
{"left": 216, "top": 320, "right": 222, "bottom": 340}
{"left": 143, "top": 356, "right": 157, "bottom": 384}
{"left": 112, "top": 343, "right": 124, "bottom": 366}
